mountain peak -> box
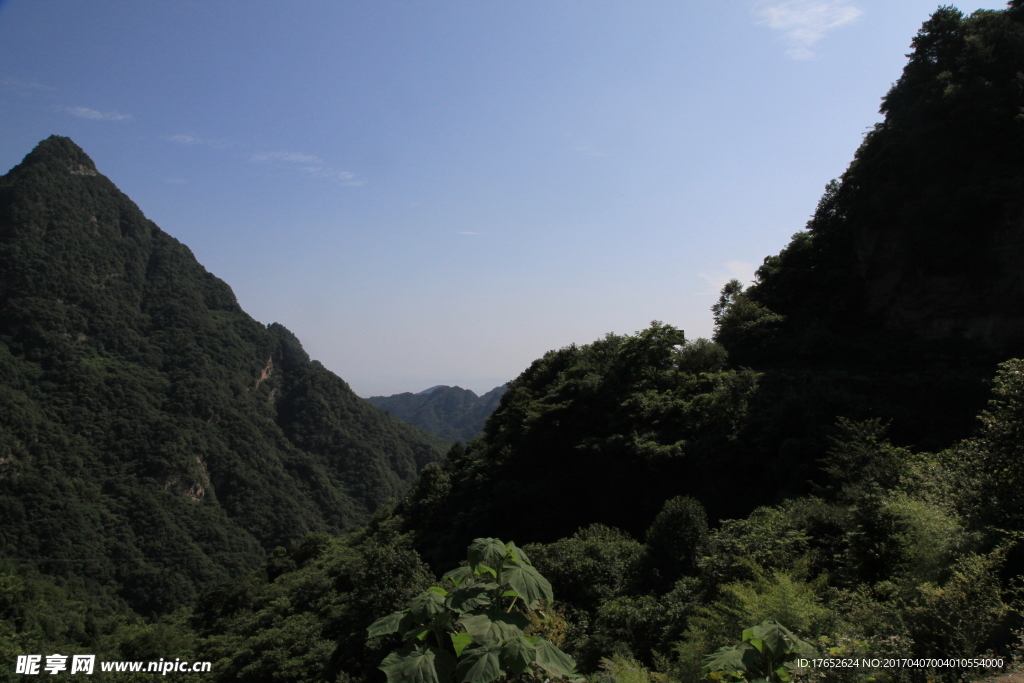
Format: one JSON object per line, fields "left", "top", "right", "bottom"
{"left": 0, "top": 135, "right": 447, "bottom": 614}
{"left": 15, "top": 135, "right": 99, "bottom": 177}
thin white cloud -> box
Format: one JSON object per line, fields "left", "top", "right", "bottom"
{"left": 251, "top": 151, "right": 323, "bottom": 164}
{"left": 753, "top": 0, "right": 862, "bottom": 60}
{"left": 301, "top": 166, "right": 364, "bottom": 186}
{"left": 64, "top": 105, "right": 131, "bottom": 121}
{"left": 252, "top": 149, "right": 363, "bottom": 186}
{"left": 697, "top": 260, "right": 758, "bottom": 296}
{"left": 1, "top": 77, "right": 56, "bottom": 91}
{"left": 167, "top": 134, "right": 231, "bottom": 149}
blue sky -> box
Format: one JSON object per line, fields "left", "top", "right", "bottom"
{"left": 0, "top": 0, "right": 1007, "bottom": 396}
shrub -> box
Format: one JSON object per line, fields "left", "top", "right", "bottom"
{"left": 368, "top": 538, "right": 580, "bottom": 683}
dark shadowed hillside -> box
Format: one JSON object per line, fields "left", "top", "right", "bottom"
{"left": 734, "top": 3, "right": 1024, "bottom": 359}
{"left": 0, "top": 136, "right": 447, "bottom": 615}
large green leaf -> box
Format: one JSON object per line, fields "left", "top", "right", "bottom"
{"left": 446, "top": 584, "right": 497, "bottom": 613}
{"left": 701, "top": 642, "right": 761, "bottom": 677}
{"left": 458, "top": 609, "right": 528, "bottom": 646}
{"left": 504, "top": 541, "right": 532, "bottom": 566}
{"left": 743, "top": 621, "right": 787, "bottom": 659}
{"left": 379, "top": 644, "right": 456, "bottom": 683}
{"left": 467, "top": 538, "right": 507, "bottom": 573}
{"left": 450, "top": 632, "right": 474, "bottom": 657}
{"left": 502, "top": 560, "right": 552, "bottom": 608}
{"left": 742, "top": 620, "right": 817, "bottom": 661}
{"left": 443, "top": 566, "right": 475, "bottom": 588}
{"left": 499, "top": 635, "right": 537, "bottom": 677}
{"left": 455, "top": 643, "right": 504, "bottom": 683}
{"left": 369, "top": 610, "right": 412, "bottom": 637}
{"left": 409, "top": 589, "right": 448, "bottom": 623}
{"left": 533, "top": 638, "right": 577, "bottom": 678}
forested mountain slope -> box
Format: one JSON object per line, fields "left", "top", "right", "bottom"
{"left": 0, "top": 136, "right": 447, "bottom": 615}
{"left": 365, "top": 384, "right": 507, "bottom": 442}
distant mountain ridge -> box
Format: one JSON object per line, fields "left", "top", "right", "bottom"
{"left": 0, "top": 136, "right": 447, "bottom": 614}
{"left": 366, "top": 384, "right": 507, "bottom": 442}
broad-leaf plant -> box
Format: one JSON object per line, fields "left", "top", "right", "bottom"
{"left": 368, "top": 537, "right": 580, "bottom": 683}
{"left": 703, "top": 620, "right": 817, "bottom": 683}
